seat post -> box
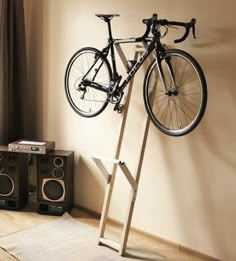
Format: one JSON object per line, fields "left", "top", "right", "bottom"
{"left": 106, "top": 19, "right": 113, "bottom": 41}
{"left": 95, "top": 14, "right": 120, "bottom": 78}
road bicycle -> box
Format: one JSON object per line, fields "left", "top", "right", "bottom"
{"left": 65, "top": 13, "right": 207, "bottom": 136}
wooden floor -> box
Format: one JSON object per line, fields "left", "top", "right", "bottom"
{"left": 0, "top": 205, "right": 217, "bottom": 261}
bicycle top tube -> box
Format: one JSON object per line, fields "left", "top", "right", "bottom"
{"left": 114, "top": 37, "right": 153, "bottom": 44}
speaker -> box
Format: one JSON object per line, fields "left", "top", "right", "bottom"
{"left": 37, "top": 150, "right": 74, "bottom": 216}
{"left": 0, "top": 145, "right": 28, "bottom": 210}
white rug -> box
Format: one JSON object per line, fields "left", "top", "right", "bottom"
{"left": 0, "top": 213, "right": 163, "bottom": 261}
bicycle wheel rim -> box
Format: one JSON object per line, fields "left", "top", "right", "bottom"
{"left": 65, "top": 48, "right": 111, "bottom": 117}
{"left": 144, "top": 49, "right": 207, "bottom": 136}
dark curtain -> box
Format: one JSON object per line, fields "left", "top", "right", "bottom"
{"left": 0, "top": 0, "right": 27, "bottom": 145}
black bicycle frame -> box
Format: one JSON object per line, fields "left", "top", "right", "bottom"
{"left": 83, "top": 18, "right": 166, "bottom": 94}
{"left": 101, "top": 18, "right": 165, "bottom": 91}
{"left": 114, "top": 35, "right": 166, "bottom": 92}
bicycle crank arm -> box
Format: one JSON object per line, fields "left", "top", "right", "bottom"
{"left": 113, "top": 91, "right": 124, "bottom": 113}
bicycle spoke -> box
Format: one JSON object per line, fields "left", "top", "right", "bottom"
{"left": 172, "top": 98, "right": 193, "bottom": 121}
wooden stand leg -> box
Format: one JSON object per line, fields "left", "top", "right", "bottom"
{"left": 98, "top": 49, "right": 139, "bottom": 241}
{"left": 93, "top": 44, "right": 151, "bottom": 256}
{"left": 98, "top": 164, "right": 117, "bottom": 238}
{"left": 119, "top": 113, "right": 151, "bottom": 255}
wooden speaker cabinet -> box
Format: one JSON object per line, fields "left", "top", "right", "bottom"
{"left": 37, "top": 150, "right": 74, "bottom": 216}
{"left": 0, "top": 145, "right": 28, "bottom": 210}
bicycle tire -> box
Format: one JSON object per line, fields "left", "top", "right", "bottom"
{"left": 143, "top": 49, "right": 207, "bottom": 137}
{"left": 65, "top": 47, "right": 112, "bottom": 117}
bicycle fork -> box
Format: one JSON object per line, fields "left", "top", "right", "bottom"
{"left": 155, "top": 50, "right": 178, "bottom": 96}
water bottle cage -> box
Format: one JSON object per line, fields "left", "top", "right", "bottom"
{"left": 127, "top": 60, "right": 137, "bottom": 72}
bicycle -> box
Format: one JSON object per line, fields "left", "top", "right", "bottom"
{"left": 65, "top": 13, "right": 207, "bottom": 137}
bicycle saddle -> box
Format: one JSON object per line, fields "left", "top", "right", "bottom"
{"left": 95, "top": 14, "right": 120, "bottom": 20}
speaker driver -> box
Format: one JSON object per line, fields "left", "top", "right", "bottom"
{"left": 53, "top": 157, "right": 64, "bottom": 168}
{"left": 42, "top": 178, "right": 65, "bottom": 202}
{"left": 52, "top": 167, "right": 64, "bottom": 179}
{"left": 0, "top": 174, "right": 14, "bottom": 196}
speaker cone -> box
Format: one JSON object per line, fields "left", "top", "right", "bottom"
{"left": 42, "top": 178, "right": 65, "bottom": 202}
{"left": 52, "top": 168, "right": 64, "bottom": 179}
{"left": 0, "top": 174, "right": 14, "bottom": 196}
{"left": 54, "top": 157, "right": 64, "bottom": 168}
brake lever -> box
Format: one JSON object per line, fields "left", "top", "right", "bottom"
{"left": 160, "top": 26, "right": 169, "bottom": 38}
{"left": 191, "top": 18, "right": 196, "bottom": 39}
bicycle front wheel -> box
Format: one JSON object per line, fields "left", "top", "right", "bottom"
{"left": 65, "top": 47, "right": 112, "bottom": 117}
{"left": 144, "top": 49, "right": 207, "bottom": 137}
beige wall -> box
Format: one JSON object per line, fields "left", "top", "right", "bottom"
{"left": 24, "top": 0, "right": 236, "bottom": 260}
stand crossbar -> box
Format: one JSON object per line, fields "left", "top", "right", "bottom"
{"left": 92, "top": 44, "right": 151, "bottom": 256}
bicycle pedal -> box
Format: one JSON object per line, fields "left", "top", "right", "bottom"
{"left": 114, "top": 103, "right": 124, "bottom": 113}
{"left": 117, "top": 104, "right": 124, "bottom": 113}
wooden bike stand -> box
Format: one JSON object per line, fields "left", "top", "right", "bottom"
{"left": 92, "top": 43, "right": 152, "bottom": 256}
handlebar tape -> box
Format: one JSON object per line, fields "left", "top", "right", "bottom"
{"left": 158, "top": 18, "right": 196, "bottom": 43}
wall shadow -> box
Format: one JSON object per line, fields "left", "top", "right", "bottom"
{"left": 74, "top": 155, "right": 105, "bottom": 212}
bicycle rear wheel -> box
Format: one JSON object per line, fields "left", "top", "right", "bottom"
{"left": 144, "top": 49, "right": 207, "bottom": 137}
{"left": 65, "top": 47, "right": 112, "bottom": 117}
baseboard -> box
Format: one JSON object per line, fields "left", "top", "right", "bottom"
{"left": 74, "top": 204, "right": 101, "bottom": 219}
{"left": 75, "top": 205, "right": 222, "bottom": 261}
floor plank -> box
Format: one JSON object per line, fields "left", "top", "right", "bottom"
{"left": 0, "top": 205, "right": 215, "bottom": 261}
